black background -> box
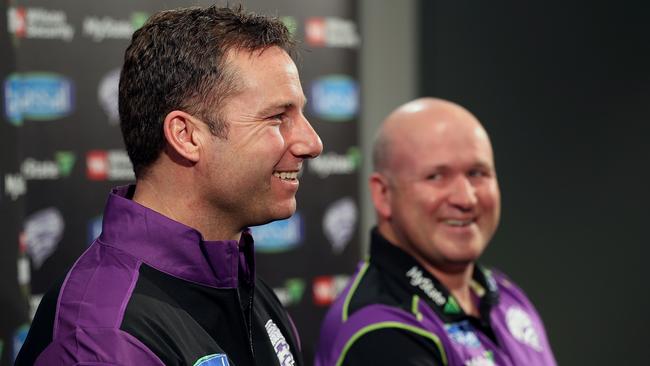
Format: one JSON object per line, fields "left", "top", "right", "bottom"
{"left": 420, "top": 1, "right": 650, "bottom": 364}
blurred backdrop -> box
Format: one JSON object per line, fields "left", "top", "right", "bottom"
{"left": 1, "top": 1, "right": 648, "bottom": 365}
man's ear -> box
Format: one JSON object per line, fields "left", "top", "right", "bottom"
{"left": 369, "top": 172, "right": 391, "bottom": 220}
{"left": 162, "top": 110, "right": 201, "bottom": 163}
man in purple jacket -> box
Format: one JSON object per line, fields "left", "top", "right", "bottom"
{"left": 16, "top": 5, "right": 322, "bottom": 366}
{"left": 315, "top": 98, "right": 556, "bottom": 366}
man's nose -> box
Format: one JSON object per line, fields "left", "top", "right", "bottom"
{"left": 290, "top": 114, "right": 323, "bottom": 159}
{"left": 448, "top": 176, "right": 478, "bottom": 210}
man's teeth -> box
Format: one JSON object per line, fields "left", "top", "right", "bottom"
{"left": 444, "top": 219, "right": 474, "bottom": 227}
{"left": 273, "top": 171, "right": 299, "bottom": 180}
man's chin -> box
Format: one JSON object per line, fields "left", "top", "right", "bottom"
{"left": 265, "top": 200, "right": 297, "bottom": 223}
{"left": 438, "top": 258, "right": 479, "bottom": 274}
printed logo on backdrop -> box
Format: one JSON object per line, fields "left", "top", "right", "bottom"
{"left": 17, "top": 231, "right": 30, "bottom": 300}
{"left": 305, "top": 17, "right": 360, "bottom": 48}
{"left": 310, "top": 75, "right": 359, "bottom": 121}
{"left": 86, "top": 150, "right": 135, "bottom": 181}
{"left": 19, "top": 230, "right": 46, "bottom": 320}
{"left": 25, "top": 207, "right": 64, "bottom": 269}
{"left": 265, "top": 319, "right": 295, "bottom": 366}
{"left": 250, "top": 212, "right": 304, "bottom": 253}
{"left": 29, "top": 294, "right": 43, "bottom": 321}
{"left": 7, "top": 7, "right": 74, "bottom": 42}
{"left": 5, "top": 73, "right": 75, "bottom": 126}
{"left": 88, "top": 215, "right": 103, "bottom": 245}
{"left": 312, "top": 274, "right": 350, "bottom": 306}
{"left": 280, "top": 16, "right": 297, "bottom": 37}
{"left": 18, "top": 151, "right": 76, "bottom": 181}
{"left": 12, "top": 324, "right": 30, "bottom": 362}
{"left": 308, "top": 147, "right": 361, "bottom": 178}
{"left": 273, "top": 278, "right": 306, "bottom": 307}
{"left": 4, "top": 173, "right": 26, "bottom": 201}
{"left": 322, "top": 197, "right": 357, "bottom": 254}
{"left": 506, "top": 306, "right": 543, "bottom": 352}
{"left": 82, "top": 12, "right": 149, "bottom": 42}
{"left": 98, "top": 68, "right": 120, "bottom": 124}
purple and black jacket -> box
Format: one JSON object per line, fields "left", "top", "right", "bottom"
{"left": 315, "top": 229, "right": 557, "bottom": 366}
{"left": 16, "top": 185, "right": 301, "bottom": 366}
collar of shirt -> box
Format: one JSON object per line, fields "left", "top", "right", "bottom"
{"left": 98, "top": 184, "right": 255, "bottom": 289}
{"left": 369, "top": 227, "right": 499, "bottom": 324}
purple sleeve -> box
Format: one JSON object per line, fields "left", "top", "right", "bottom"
{"left": 35, "top": 327, "right": 164, "bottom": 365}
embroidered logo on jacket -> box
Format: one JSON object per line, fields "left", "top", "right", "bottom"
{"left": 445, "top": 320, "right": 481, "bottom": 348}
{"left": 265, "top": 319, "right": 295, "bottom": 366}
{"left": 405, "top": 266, "right": 446, "bottom": 306}
{"left": 193, "top": 353, "right": 229, "bottom": 366}
{"left": 506, "top": 306, "right": 543, "bottom": 351}
{"left": 465, "top": 350, "right": 495, "bottom": 366}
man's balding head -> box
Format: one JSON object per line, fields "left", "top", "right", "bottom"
{"left": 369, "top": 97, "right": 500, "bottom": 273}
{"left": 372, "top": 97, "right": 491, "bottom": 176}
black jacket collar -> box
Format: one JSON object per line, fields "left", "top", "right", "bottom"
{"left": 369, "top": 227, "right": 499, "bottom": 323}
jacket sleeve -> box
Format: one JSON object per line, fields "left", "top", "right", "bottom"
{"left": 34, "top": 327, "right": 165, "bottom": 366}
{"left": 340, "top": 326, "right": 445, "bottom": 366}
{"left": 318, "top": 304, "right": 448, "bottom": 366}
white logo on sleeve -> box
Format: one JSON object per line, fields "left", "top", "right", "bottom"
{"left": 506, "top": 306, "right": 543, "bottom": 352}
{"left": 265, "top": 319, "right": 295, "bottom": 366}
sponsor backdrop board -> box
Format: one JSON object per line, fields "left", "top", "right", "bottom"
{"left": 0, "top": 1, "right": 360, "bottom": 364}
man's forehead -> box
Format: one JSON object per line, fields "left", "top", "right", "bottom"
{"left": 223, "top": 46, "right": 303, "bottom": 102}
{"left": 387, "top": 118, "right": 493, "bottom": 165}
{"left": 258, "top": 96, "right": 307, "bottom": 114}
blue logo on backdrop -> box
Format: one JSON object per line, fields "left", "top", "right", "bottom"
{"left": 310, "top": 75, "right": 358, "bottom": 121}
{"left": 194, "top": 353, "right": 230, "bottom": 366}
{"left": 4, "top": 73, "right": 74, "bottom": 126}
{"left": 250, "top": 212, "right": 304, "bottom": 253}
{"left": 445, "top": 320, "right": 482, "bottom": 348}
{"left": 87, "top": 215, "right": 103, "bottom": 245}
{"left": 12, "top": 324, "right": 29, "bottom": 361}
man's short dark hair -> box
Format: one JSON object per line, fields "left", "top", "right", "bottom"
{"left": 119, "top": 5, "right": 295, "bottom": 177}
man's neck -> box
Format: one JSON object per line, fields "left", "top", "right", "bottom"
{"left": 133, "top": 176, "right": 242, "bottom": 242}
{"left": 423, "top": 261, "right": 479, "bottom": 318}
{"left": 377, "top": 223, "right": 480, "bottom": 317}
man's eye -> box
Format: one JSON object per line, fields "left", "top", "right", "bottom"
{"left": 427, "top": 173, "right": 442, "bottom": 180}
{"left": 468, "top": 170, "right": 487, "bottom": 178}
{"left": 268, "top": 114, "right": 286, "bottom": 122}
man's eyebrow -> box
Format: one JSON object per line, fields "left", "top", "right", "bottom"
{"left": 258, "top": 98, "right": 308, "bottom": 116}
{"left": 472, "top": 160, "right": 496, "bottom": 170}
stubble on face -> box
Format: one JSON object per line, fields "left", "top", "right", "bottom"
{"left": 197, "top": 47, "right": 314, "bottom": 231}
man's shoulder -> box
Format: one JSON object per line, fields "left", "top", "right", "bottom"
{"left": 15, "top": 243, "right": 155, "bottom": 365}
{"left": 320, "top": 260, "right": 420, "bottom": 338}
{"left": 58, "top": 240, "right": 143, "bottom": 324}
{"left": 345, "top": 261, "right": 414, "bottom": 317}
{"left": 315, "top": 301, "right": 445, "bottom": 366}
{"left": 315, "top": 261, "right": 445, "bottom": 366}
{"left": 30, "top": 326, "right": 163, "bottom": 365}
{"left": 484, "top": 267, "right": 539, "bottom": 308}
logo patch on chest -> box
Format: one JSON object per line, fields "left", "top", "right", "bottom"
{"left": 445, "top": 320, "right": 482, "bottom": 348}
{"left": 193, "top": 353, "right": 229, "bottom": 366}
{"left": 505, "top": 306, "right": 543, "bottom": 352}
{"left": 464, "top": 350, "right": 496, "bottom": 366}
{"left": 265, "top": 319, "right": 296, "bottom": 366}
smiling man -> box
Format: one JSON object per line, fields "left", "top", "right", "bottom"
{"left": 16, "top": 6, "right": 321, "bottom": 366}
{"left": 315, "top": 98, "right": 556, "bottom": 366}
